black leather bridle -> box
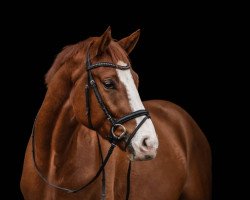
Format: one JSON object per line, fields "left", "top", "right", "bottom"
{"left": 85, "top": 44, "right": 150, "bottom": 147}
{"left": 31, "top": 43, "right": 150, "bottom": 200}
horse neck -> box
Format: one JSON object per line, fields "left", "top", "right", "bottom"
{"left": 34, "top": 77, "right": 99, "bottom": 175}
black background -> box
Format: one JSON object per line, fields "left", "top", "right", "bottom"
{"left": 5, "top": 2, "right": 246, "bottom": 200}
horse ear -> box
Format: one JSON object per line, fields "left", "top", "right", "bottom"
{"left": 97, "top": 26, "right": 112, "bottom": 55}
{"left": 118, "top": 29, "right": 140, "bottom": 54}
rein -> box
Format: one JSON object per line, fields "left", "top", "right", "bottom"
{"left": 31, "top": 43, "right": 150, "bottom": 200}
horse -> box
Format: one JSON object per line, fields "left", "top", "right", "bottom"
{"left": 20, "top": 27, "right": 211, "bottom": 200}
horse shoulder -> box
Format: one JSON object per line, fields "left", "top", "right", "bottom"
{"left": 143, "top": 100, "right": 212, "bottom": 200}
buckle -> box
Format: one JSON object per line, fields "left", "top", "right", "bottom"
{"left": 111, "top": 124, "right": 126, "bottom": 140}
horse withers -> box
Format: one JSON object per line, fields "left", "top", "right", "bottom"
{"left": 21, "top": 27, "right": 211, "bottom": 200}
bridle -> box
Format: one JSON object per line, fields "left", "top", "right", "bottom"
{"left": 31, "top": 43, "right": 150, "bottom": 200}
{"left": 85, "top": 44, "right": 150, "bottom": 147}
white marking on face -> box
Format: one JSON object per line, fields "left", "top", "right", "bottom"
{"left": 116, "top": 61, "right": 159, "bottom": 160}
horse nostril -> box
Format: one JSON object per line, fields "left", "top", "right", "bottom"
{"left": 142, "top": 137, "right": 149, "bottom": 147}
{"left": 144, "top": 155, "right": 153, "bottom": 160}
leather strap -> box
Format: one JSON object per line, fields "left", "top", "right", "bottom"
{"left": 87, "top": 62, "right": 130, "bottom": 71}
{"left": 116, "top": 110, "right": 150, "bottom": 124}
{"left": 126, "top": 161, "right": 132, "bottom": 200}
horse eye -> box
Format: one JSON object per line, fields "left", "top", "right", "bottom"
{"left": 103, "top": 79, "right": 115, "bottom": 89}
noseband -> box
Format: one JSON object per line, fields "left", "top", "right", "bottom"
{"left": 31, "top": 43, "right": 150, "bottom": 200}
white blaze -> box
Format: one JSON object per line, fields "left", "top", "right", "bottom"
{"left": 116, "top": 61, "right": 158, "bottom": 156}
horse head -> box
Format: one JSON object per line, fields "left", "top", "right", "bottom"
{"left": 46, "top": 27, "right": 158, "bottom": 161}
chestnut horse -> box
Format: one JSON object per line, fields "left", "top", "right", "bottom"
{"left": 21, "top": 27, "right": 211, "bottom": 200}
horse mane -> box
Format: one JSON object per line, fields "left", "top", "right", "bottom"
{"left": 45, "top": 41, "right": 85, "bottom": 85}
{"left": 45, "top": 38, "right": 129, "bottom": 86}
